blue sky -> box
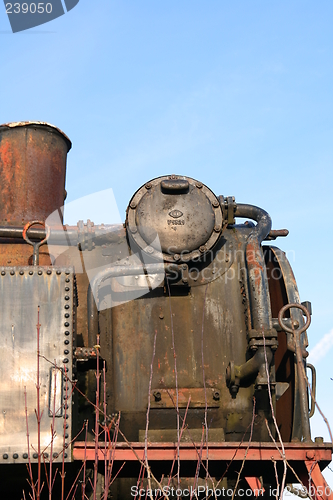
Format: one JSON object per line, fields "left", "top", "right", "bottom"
{"left": 1, "top": 0, "right": 333, "bottom": 478}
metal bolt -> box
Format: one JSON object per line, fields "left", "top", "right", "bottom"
{"left": 145, "top": 183, "right": 152, "bottom": 189}
{"left": 173, "top": 254, "right": 180, "bottom": 261}
{"left": 214, "top": 225, "right": 221, "bottom": 232}
{"left": 153, "top": 391, "right": 162, "bottom": 402}
{"left": 213, "top": 390, "right": 220, "bottom": 401}
{"left": 159, "top": 313, "right": 164, "bottom": 319}
{"left": 196, "top": 182, "right": 203, "bottom": 189}
{"left": 315, "top": 437, "right": 324, "bottom": 444}
{"left": 130, "top": 227, "right": 137, "bottom": 234}
{"left": 146, "top": 246, "right": 154, "bottom": 254}
{"left": 306, "top": 451, "right": 315, "bottom": 460}
{"left": 212, "top": 200, "right": 219, "bottom": 208}
{"left": 199, "top": 246, "right": 206, "bottom": 253}
{"left": 182, "top": 278, "right": 188, "bottom": 284}
{"left": 130, "top": 201, "right": 137, "bottom": 209}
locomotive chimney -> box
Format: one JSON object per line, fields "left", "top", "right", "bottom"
{"left": 0, "top": 121, "right": 71, "bottom": 225}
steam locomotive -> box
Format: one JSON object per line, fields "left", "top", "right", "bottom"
{"left": 0, "top": 122, "right": 331, "bottom": 499}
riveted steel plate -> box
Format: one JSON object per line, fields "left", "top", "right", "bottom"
{"left": 0, "top": 267, "right": 74, "bottom": 464}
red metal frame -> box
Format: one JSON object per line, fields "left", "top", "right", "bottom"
{"left": 73, "top": 441, "right": 331, "bottom": 463}
{"left": 73, "top": 441, "right": 333, "bottom": 499}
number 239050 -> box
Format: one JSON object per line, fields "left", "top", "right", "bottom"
{"left": 6, "top": 3, "right": 53, "bottom": 14}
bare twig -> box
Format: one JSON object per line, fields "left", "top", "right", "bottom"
{"left": 231, "top": 397, "right": 256, "bottom": 500}
{"left": 145, "top": 328, "right": 158, "bottom": 500}
{"left": 166, "top": 278, "right": 180, "bottom": 496}
{"left": 263, "top": 333, "right": 287, "bottom": 500}
{"left": 201, "top": 285, "right": 209, "bottom": 489}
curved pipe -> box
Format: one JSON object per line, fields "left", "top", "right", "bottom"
{"left": 235, "top": 204, "right": 273, "bottom": 331}
{"left": 226, "top": 347, "right": 273, "bottom": 396}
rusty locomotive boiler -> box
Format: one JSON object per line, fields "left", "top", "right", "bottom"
{"left": 0, "top": 121, "right": 332, "bottom": 499}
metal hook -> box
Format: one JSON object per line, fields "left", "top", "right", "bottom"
{"left": 23, "top": 220, "right": 50, "bottom": 266}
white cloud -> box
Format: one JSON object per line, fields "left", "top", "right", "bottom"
{"left": 308, "top": 329, "right": 333, "bottom": 364}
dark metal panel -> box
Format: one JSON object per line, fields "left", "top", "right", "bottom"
{"left": 0, "top": 266, "right": 74, "bottom": 464}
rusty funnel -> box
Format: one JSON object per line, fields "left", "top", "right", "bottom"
{"left": 0, "top": 121, "right": 71, "bottom": 225}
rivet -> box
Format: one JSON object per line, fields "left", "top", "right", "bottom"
{"left": 1, "top": 271, "right": 5, "bottom": 276}
{"left": 63, "top": 358, "right": 69, "bottom": 364}
{"left": 64, "top": 322, "right": 70, "bottom": 328}
{"left": 199, "top": 246, "right": 206, "bottom": 253}
{"left": 145, "top": 183, "right": 152, "bottom": 189}
{"left": 65, "top": 313, "right": 70, "bottom": 318}
{"left": 65, "top": 287, "right": 69, "bottom": 292}
{"left": 64, "top": 453, "right": 68, "bottom": 459}
{"left": 146, "top": 246, "right": 154, "bottom": 254}
{"left": 64, "top": 305, "right": 70, "bottom": 309}
{"left": 29, "top": 270, "right": 33, "bottom": 275}
{"left": 47, "top": 270, "right": 52, "bottom": 275}
{"left": 56, "top": 270, "right": 61, "bottom": 275}
{"left": 214, "top": 225, "right": 221, "bottom": 232}
{"left": 65, "top": 433, "right": 69, "bottom": 439}
{"left": 33, "top": 453, "right": 38, "bottom": 459}
{"left": 13, "top": 453, "right": 18, "bottom": 459}
{"left": 212, "top": 200, "right": 219, "bottom": 208}
{"left": 53, "top": 453, "right": 58, "bottom": 459}
{"left": 10, "top": 270, "right": 15, "bottom": 275}
{"left": 65, "top": 278, "right": 70, "bottom": 282}
{"left": 19, "top": 270, "right": 24, "bottom": 275}
{"left": 64, "top": 331, "right": 70, "bottom": 336}
{"left": 196, "top": 182, "right": 203, "bottom": 189}
{"left": 23, "top": 453, "right": 28, "bottom": 459}
{"left": 173, "top": 254, "right": 180, "bottom": 261}
{"left": 65, "top": 296, "right": 70, "bottom": 301}
{"left": 64, "top": 339, "right": 69, "bottom": 345}
{"left": 64, "top": 423, "right": 68, "bottom": 429}
{"left": 159, "top": 313, "right": 164, "bottom": 319}
{"left": 64, "top": 350, "right": 69, "bottom": 355}
{"left": 130, "top": 227, "right": 137, "bottom": 234}
{"left": 3, "top": 454, "right": 8, "bottom": 459}
{"left": 130, "top": 201, "right": 137, "bottom": 209}
{"left": 38, "top": 270, "right": 42, "bottom": 275}
{"left": 65, "top": 271, "right": 70, "bottom": 275}
{"left": 43, "top": 453, "right": 48, "bottom": 458}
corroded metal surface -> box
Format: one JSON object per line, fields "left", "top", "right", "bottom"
{"left": 0, "top": 122, "right": 71, "bottom": 225}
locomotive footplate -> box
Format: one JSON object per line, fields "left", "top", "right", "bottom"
{"left": 73, "top": 441, "right": 333, "bottom": 500}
